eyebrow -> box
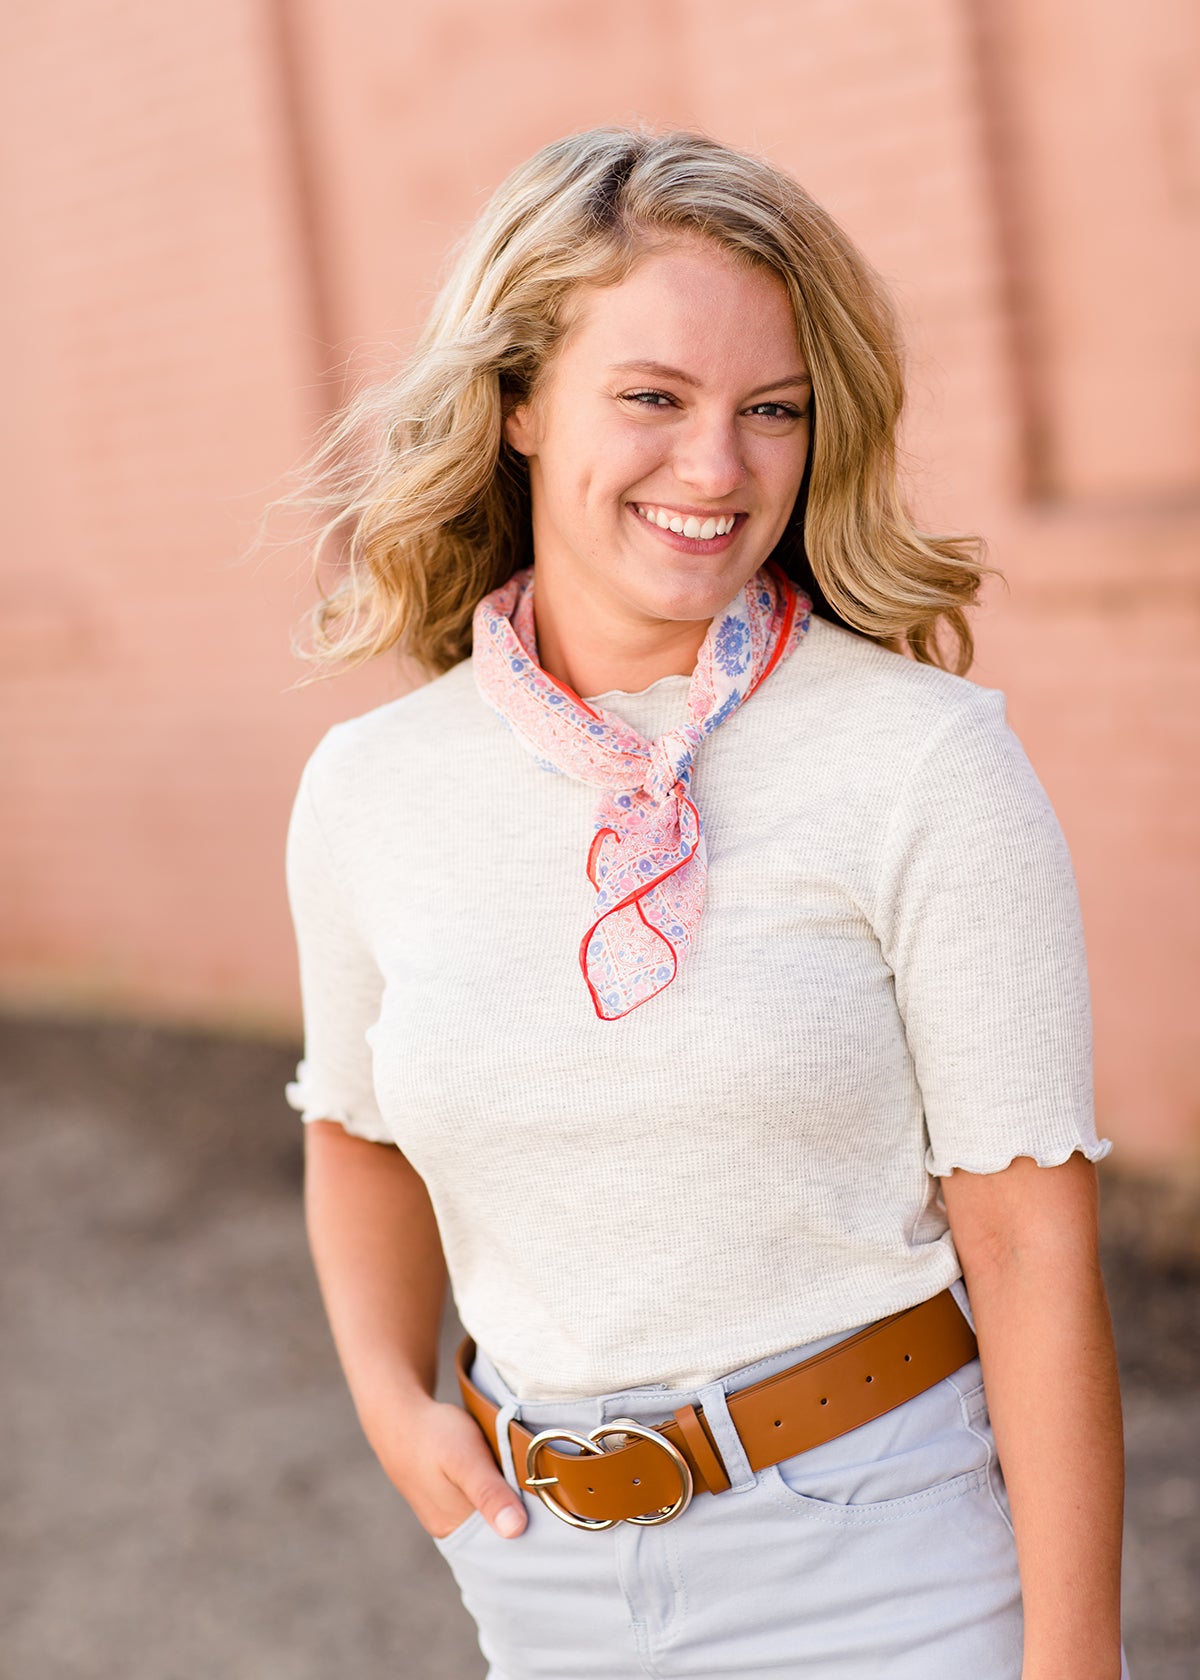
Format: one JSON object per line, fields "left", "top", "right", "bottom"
{"left": 609, "top": 359, "right": 813, "bottom": 398}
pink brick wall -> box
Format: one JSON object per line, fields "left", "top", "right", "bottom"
{"left": 2, "top": 0, "right": 1195, "bottom": 1166}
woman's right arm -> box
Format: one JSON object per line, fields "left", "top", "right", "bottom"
{"left": 303, "top": 1119, "right": 528, "bottom": 1540}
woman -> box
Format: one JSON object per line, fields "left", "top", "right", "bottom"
{"left": 278, "top": 126, "right": 1128, "bottom": 1677}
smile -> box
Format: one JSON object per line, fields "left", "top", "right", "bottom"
{"left": 632, "top": 503, "right": 741, "bottom": 541}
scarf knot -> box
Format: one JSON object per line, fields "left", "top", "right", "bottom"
{"left": 646, "top": 724, "right": 704, "bottom": 799}
{"left": 473, "top": 561, "right": 810, "bottom": 1019}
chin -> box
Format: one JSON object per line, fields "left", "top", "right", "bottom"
{"left": 631, "top": 565, "right": 759, "bottom": 626}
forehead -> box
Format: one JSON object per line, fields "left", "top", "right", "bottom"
{"left": 559, "top": 237, "right": 801, "bottom": 372}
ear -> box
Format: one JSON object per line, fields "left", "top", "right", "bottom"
{"left": 502, "top": 396, "right": 539, "bottom": 458}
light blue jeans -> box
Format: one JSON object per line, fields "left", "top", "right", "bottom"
{"left": 435, "top": 1285, "right": 1131, "bottom": 1679}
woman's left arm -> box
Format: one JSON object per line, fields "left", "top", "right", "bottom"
{"left": 941, "top": 1152, "right": 1124, "bottom": 1680}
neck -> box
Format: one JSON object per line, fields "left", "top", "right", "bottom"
{"left": 531, "top": 571, "right": 713, "bottom": 700}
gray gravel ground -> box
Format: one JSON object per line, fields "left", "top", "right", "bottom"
{"left": 1, "top": 1016, "right": 1196, "bottom": 1680}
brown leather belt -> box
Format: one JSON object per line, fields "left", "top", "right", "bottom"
{"left": 456, "top": 1287, "right": 978, "bottom": 1530}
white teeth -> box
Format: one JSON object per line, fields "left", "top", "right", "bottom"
{"left": 635, "top": 505, "right": 739, "bottom": 540}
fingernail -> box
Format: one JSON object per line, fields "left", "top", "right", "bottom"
{"left": 495, "top": 1507, "right": 524, "bottom": 1538}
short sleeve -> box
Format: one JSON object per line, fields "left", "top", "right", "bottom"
{"left": 283, "top": 750, "right": 392, "bottom": 1143}
{"left": 873, "top": 686, "right": 1112, "bottom": 1177}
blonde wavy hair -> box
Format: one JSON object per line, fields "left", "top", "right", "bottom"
{"left": 266, "top": 124, "right": 994, "bottom": 681}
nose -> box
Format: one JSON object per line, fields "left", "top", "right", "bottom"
{"left": 670, "top": 411, "right": 748, "bottom": 499}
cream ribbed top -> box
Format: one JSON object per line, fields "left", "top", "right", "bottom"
{"left": 284, "top": 614, "right": 1111, "bottom": 1400}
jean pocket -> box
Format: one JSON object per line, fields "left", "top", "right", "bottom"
{"left": 431, "top": 1506, "right": 488, "bottom": 1556}
{"left": 762, "top": 1365, "right": 991, "bottom": 1524}
{"left": 955, "top": 1367, "right": 1016, "bottom": 1538}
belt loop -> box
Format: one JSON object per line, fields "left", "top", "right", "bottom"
{"left": 493, "top": 1400, "right": 521, "bottom": 1491}
{"left": 673, "top": 1402, "right": 731, "bottom": 1494}
{"left": 693, "top": 1380, "right": 755, "bottom": 1492}
{"left": 949, "top": 1277, "right": 977, "bottom": 1334}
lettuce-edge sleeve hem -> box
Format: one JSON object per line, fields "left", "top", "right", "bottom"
{"left": 285, "top": 738, "right": 392, "bottom": 1146}
{"left": 927, "top": 1136, "right": 1113, "bottom": 1177}
{"left": 285, "top": 1061, "right": 394, "bottom": 1144}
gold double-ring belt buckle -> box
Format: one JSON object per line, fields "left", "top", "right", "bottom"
{"left": 523, "top": 1416, "right": 695, "bottom": 1530}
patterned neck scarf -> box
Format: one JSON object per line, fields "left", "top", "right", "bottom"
{"left": 472, "top": 561, "right": 811, "bottom": 1019}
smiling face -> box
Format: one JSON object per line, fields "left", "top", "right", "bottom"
{"left": 502, "top": 234, "right": 813, "bottom": 692}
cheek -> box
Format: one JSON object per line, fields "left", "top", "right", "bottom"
{"left": 603, "top": 424, "right": 671, "bottom": 499}
{"left": 754, "top": 434, "right": 810, "bottom": 508}
{"left": 556, "top": 429, "right": 664, "bottom": 516}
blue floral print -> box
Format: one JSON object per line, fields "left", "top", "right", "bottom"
{"left": 714, "top": 615, "right": 749, "bottom": 676}
{"left": 704, "top": 688, "right": 742, "bottom": 734}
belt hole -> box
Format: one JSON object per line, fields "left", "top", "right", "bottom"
{"left": 819, "top": 1397, "right": 828, "bottom": 1406}
{"left": 632, "top": 1477, "right": 641, "bottom": 1486}
{"left": 904, "top": 1353, "right": 912, "bottom": 1362}
{"left": 587, "top": 1486, "right": 594, "bottom": 1493}
{"left": 866, "top": 1374, "right": 874, "bottom": 1383}
{"left": 773, "top": 1418, "right": 782, "bottom": 1428}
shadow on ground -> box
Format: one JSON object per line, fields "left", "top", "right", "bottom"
{"left": 1, "top": 1016, "right": 1196, "bottom": 1679}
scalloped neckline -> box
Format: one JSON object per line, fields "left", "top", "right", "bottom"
{"left": 582, "top": 673, "right": 693, "bottom": 703}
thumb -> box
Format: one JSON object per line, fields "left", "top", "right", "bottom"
{"left": 455, "top": 1443, "right": 528, "bottom": 1538}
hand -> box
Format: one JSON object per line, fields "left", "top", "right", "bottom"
{"left": 364, "top": 1392, "right": 529, "bottom": 1541}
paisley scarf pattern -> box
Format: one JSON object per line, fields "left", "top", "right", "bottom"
{"left": 472, "top": 561, "right": 811, "bottom": 1019}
